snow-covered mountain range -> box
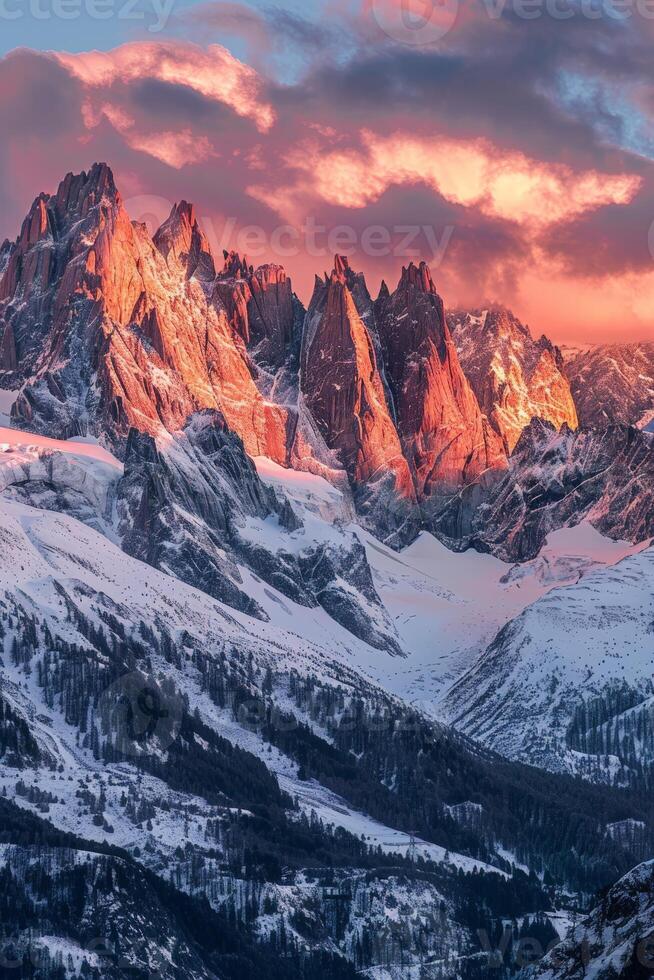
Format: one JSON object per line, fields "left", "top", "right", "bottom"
{"left": 1, "top": 164, "right": 653, "bottom": 979}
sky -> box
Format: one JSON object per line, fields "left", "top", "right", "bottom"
{"left": 1, "top": 0, "right": 654, "bottom": 344}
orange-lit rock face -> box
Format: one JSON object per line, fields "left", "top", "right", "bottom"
{"left": 0, "top": 164, "right": 290, "bottom": 463}
{"left": 153, "top": 201, "right": 216, "bottom": 282}
{"left": 450, "top": 307, "right": 578, "bottom": 453}
{"left": 0, "top": 196, "right": 52, "bottom": 303}
{"left": 301, "top": 257, "right": 418, "bottom": 542}
{"left": 375, "top": 262, "right": 507, "bottom": 504}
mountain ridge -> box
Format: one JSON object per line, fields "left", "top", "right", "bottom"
{"left": 0, "top": 162, "right": 601, "bottom": 555}
{"left": 1, "top": 163, "right": 654, "bottom": 979}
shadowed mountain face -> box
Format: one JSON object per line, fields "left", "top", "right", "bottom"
{"left": 213, "top": 250, "right": 298, "bottom": 371}
{"left": 433, "top": 419, "right": 654, "bottom": 561}
{"left": 528, "top": 860, "right": 654, "bottom": 980}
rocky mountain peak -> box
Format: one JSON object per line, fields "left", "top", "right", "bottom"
{"left": 0, "top": 164, "right": 292, "bottom": 464}
{"left": 332, "top": 253, "right": 351, "bottom": 282}
{"left": 153, "top": 201, "right": 216, "bottom": 281}
{"left": 449, "top": 306, "right": 578, "bottom": 452}
{"left": 302, "top": 255, "right": 419, "bottom": 545}
{"left": 221, "top": 249, "right": 251, "bottom": 280}
{"left": 211, "top": 252, "right": 297, "bottom": 370}
{"left": 375, "top": 264, "right": 506, "bottom": 513}
{"left": 50, "top": 162, "right": 119, "bottom": 226}
{"left": 246, "top": 263, "right": 298, "bottom": 369}
{"left": 330, "top": 254, "right": 374, "bottom": 319}
{"left": 399, "top": 260, "right": 438, "bottom": 295}
{"left": 564, "top": 341, "right": 654, "bottom": 429}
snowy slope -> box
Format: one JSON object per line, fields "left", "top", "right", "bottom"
{"left": 1, "top": 423, "right": 653, "bottom": 976}
{"left": 0, "top": 424, "right": 121, "bottom": 469}
{"left": 0, "top": 388, "right": 18, "bottom": 425}
{"left": 0, "top": 488, "right": 550, "bottom": 978}
{"left": 1, "top": 428, "right": 644, "bottom": 724}
{"left": 0, "top": 491, "right": 520, "bottom": 954}
{"left": 241, "top": 457, "right": 646, "bottom": 715}
{"left": 442, "top": 546, "right": 654, "bottom": 780}
{"left": 359, "top": 523, "right": 645, "bottom": 711}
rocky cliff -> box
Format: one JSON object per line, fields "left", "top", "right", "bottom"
{"left": 301, "top": 256, "right": 420, "bottom": 546}
{"left": 0, "top": 165, "right": 290, "bottom": 462}
{"left": 564, "top": 341, "right": 654, "bottom": 430}
{"left": 449, "top": 306, "right": 578, "bottom": 452}
{"left": 376, "top": 264, "right": 507, "bottom": 517}
{"left": 435, "top": 419, "right": 654, "bottom": 561}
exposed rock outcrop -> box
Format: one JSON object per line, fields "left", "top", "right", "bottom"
{"left": 527, "top": 860, "right": 654, "bottom": 980}
{"left": 115, "top": 411, "right": 402, "bottom": 649}
{"left": 0, "top": 165, "right": 290, "bottom": 461}
{"left": 449, "top": 306, "right": 578, "bottom": 452}
{"left": 564, "top": 341, "right": 654, "bottom": 430}
{"left": 434, "top": 419, "right": 654, "bottom": 561}
{"left": 153, "top": 200, "right": 216, "bottom": 281}
{"left": 375, "top": 263, "right": 507, "bottom": 518}
{"left": 301, "top": 257, "right": 420, "bottom": 547}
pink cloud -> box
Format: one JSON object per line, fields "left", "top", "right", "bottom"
{"left": 54, "top": 41, "right": 276, "bottom": 133}
{"left": 264, "top": 130, "right": 641, "bottom": 229}
{"left": 81, "top": 101, "right": 218, "bottom": 168}
{"left": 0, "top": 38, "right": 652, "bottom": 347}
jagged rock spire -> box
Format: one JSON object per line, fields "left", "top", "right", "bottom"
{"left": 0, "top": 163, "right": 291, "bottom": 463}
{"left": 375, "top": 262, "right": 506, "bottom": 511}
{"left": 399, "top": 260, "right": 438, "bottom": 294}
{"left": 153, "top": 201, "right": 215, "bottom": 281}
{"left": 301, "top": 255, "right": 419, "bottom": 546}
